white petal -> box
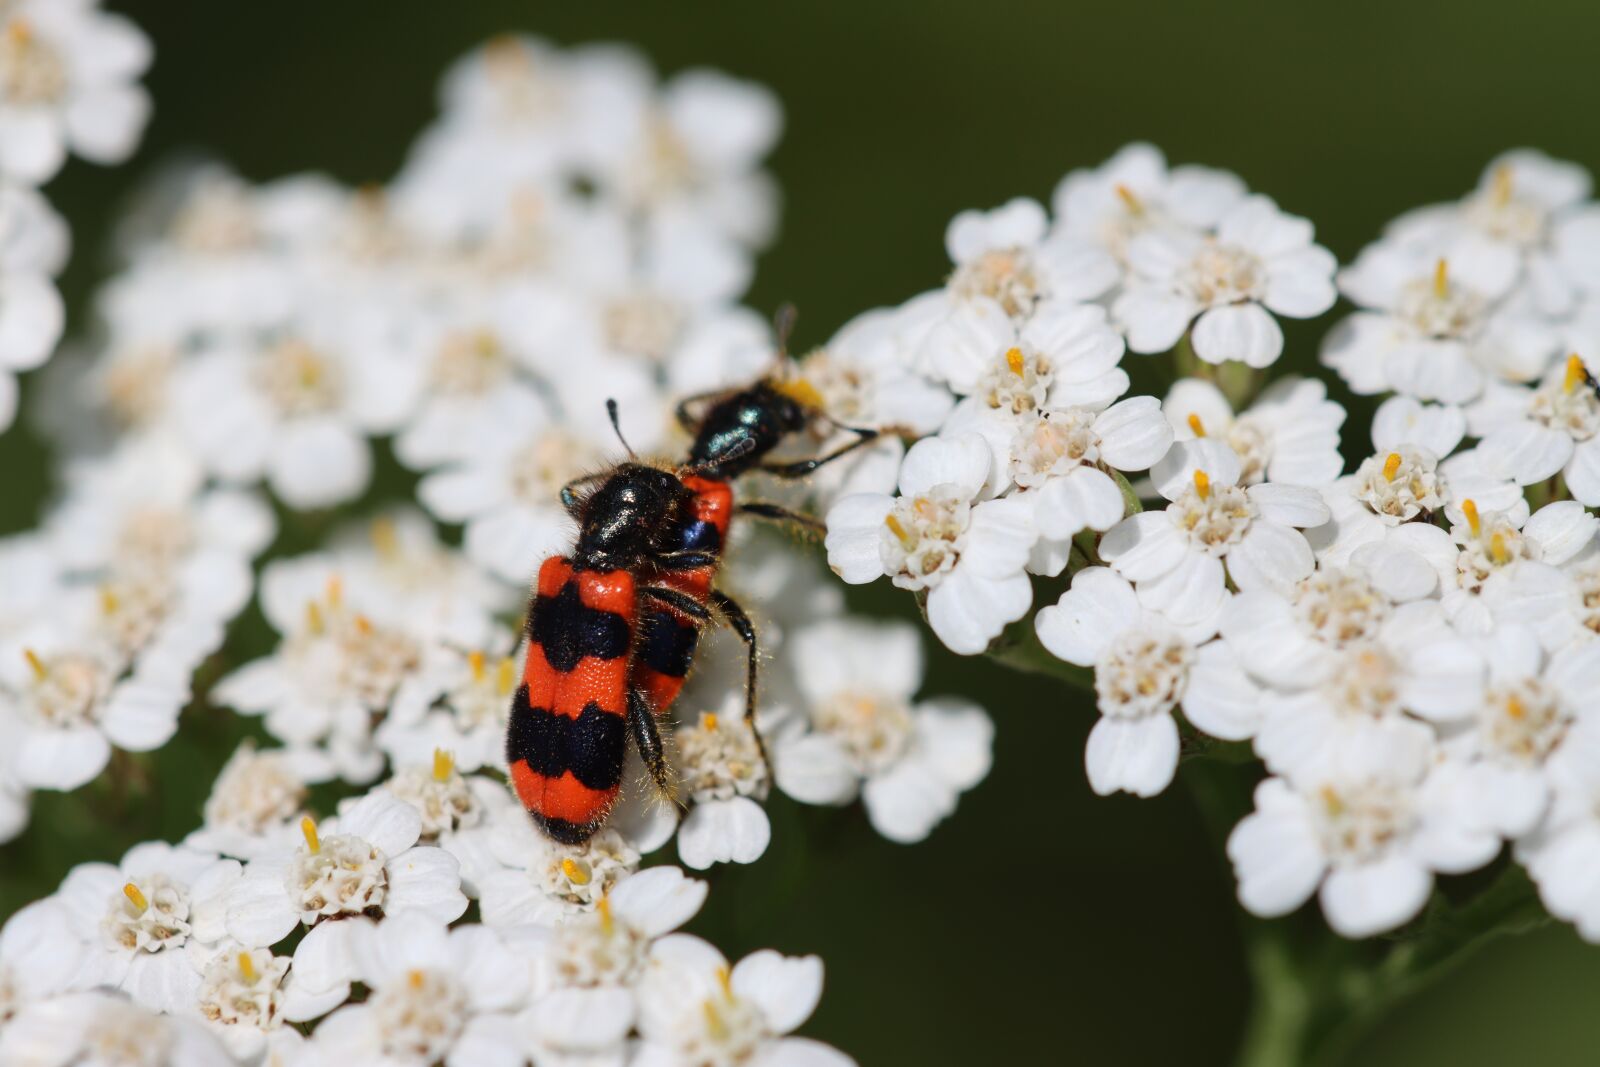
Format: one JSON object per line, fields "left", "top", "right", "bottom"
{"left": 64, "top": 84, "right": 151, "bottom": 163}
{"left": 224, "top": 863, "right": 300, "bottom": 947}
{"left": 1112, "top": 285, "right": 1198, "bottom": 354}
{"left": 526, "top": 986, "right": 634, "bottom": 1048}
{"left": 1399, "top": 638, "right": 1485, "bottom": 720}
{"left": 774, "top": 734, "right": 860, "bottom": 806}
{"left": 924, "top": 567, "right": 1030, "bottom": 655}
{"left": 1371, "top": 396, "right": 1466, "bottom": 457}
{"left": 1132, "top": 549, "right": 1226, "bottom": 629}
{"left": 677, "top": 798, "right": 771, "bottom": 870}
{"left": 1566, "top": 438, "right": 1600, "bottom": 506}
{"left": 1480, "top": 421, "right": 1574, "bottom": 485}
{"left": 268, "top": 418, "right": 371, "bottom": 509}
{"left": 610, "top": 866, "right": 708, "bottom": 938}
{"left": 752, "top": 1038, "right": 858, "bottom": 1067}
{"left": 0, "top": 108, "right": 66, "bottom": 183}
{"left": 1084, "top": 714, "right": 1179, "bottom": 797}
{"left": 1226, "top": 521, "right": 1314, "bottom": 593}
{"left": 1150, "top": 438, "right": 1242, "bottom": 500}
{"left": 337, "top": 792, "right": 423, "bottom": 857}
{"left": 960, "top": 496, "right": 1037, "bottom": 576}
{"left": 862, "top": 757, "right": 957, "bottom": 842}
{"left": 280, "top": 973, "right": 352, "bottom": 1022}
{"left": 1263, "top": 248, "right": 1339, "bottom": 318}
{"left": 1550, "top": 641, "right": 1600, "bottom": 707}
{"left": 1191, "top": 303, "right": 1284, "bottom": 368}
{"left": 14, "top": 726, "right": 110, "bottom": 791}
{"left": 822, "top": 494, "right": 893, "bottom": 584}
{"left": 99, "top": 680, "right": 183, "bottom": 752}
{"left": 1351, "top": 538, "right": 1442, "bottom": 602}
{"left": 1034, "top": 567, "right": 1138, "bottom": 666}
{"left": 448, "top": 1014, "right": 525, "bottom": 1067}
{"left": 121, "top": 947, "right": 200, "bottom": 1014}
{"left": 911, "top": 698, "right": 994, "bottom": 791}
{"left": 945, "top": 199, "right": 1045, "bottom": 262}
{"left": 293, "top": 917, "right": 368, "bottom": 994}
{"left": 916, "top": 299, "right": 1014, "bottom": 393}
{"left": 897, "top": 434, "right": 990, "bottom": 499}
{"left": 448, "top": 924, "right": 529, "bottom": 1011}
{"left": 384, "top": 847, "right": 468, "bottom": 923}
{"left": 1219, "top": 196, "right": 1311, "bottom": 257}
{"left": 1319, "top": 856, "right": 1432, "bottom": 938}
{"left": 0, "top": 273, "right": 63, "bottom": 370}
{"left": 1033, "top": 236, "right": 1120, "bottom": 302}
{"left": 731, "top": 951, "right": 823, "bottom": 1036}
{"left": 1182, "top": 642, "right": 1262, "bottom": 741}
{"left": 417, "top": 464, "right": 509, "bottom": 521}
{"left": 1525, "top": 500, "right": 1598, "bottom": 564}
{"left": 1046, "top": 366, "right": 1131, "bottom": 411}
{"left": 1097, "top": 511, "right": 1187, "bottom": 581}
{"left": 477, "top": 871, "right": 565, "bottom": 929}
{"left": 1093, "top": 395, "right": 1174, "bottom": 471}
{"left": 1021, "top": 302, "right": 1124, "bottom": 379}
{"left": 1388, "top": 340, "right": 1485, "bottom": 405}
{"left": 1227, "top": 783, "right": 1323, "bottom": 917}
{"left": 1032, "top": 466, "right": 1124, "bottom": 539}
{"left": 1246, "top": 483, "right": 1331, "bottom": 528}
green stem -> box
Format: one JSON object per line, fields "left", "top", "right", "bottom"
{"left": 1234, "top": 921, "right": 1316, "bottom": 1067}
{"left": 1170, "top": 331, "right": 1262, "bottom": 410}
{"left": 1216, "top": 359, "right": 1263, "bottom": 412}
{"left": 1174, "top": 331, "right": 1204, "bottom": 381}
{"left": 1106, "top": 466, "right": 1145, "bottom": 519}
{"left": 1183, "top": 756, "right": 1551, "bottom": 1067}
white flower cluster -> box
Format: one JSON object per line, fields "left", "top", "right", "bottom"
{"left": 0, "top": 0, "right": 151, "bottom": 431}
{"left": 0, "top": 436, "right": 272, "bottom": 814}
{"left": 1, "top": 812, "right": 849, "bottom": 1067}
{"left": 824, "top": 144, "right": 1339, "bottom": 655}
{"left": 3, "top": 33, "right": 1014, "bottom": 1065}
{"left": 2, "top": 32, "right": 996, "bottom": 861}
{"left": 822, "top": 144, "right": 1600, "bottom": 944}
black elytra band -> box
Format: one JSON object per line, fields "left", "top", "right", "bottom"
{"left": 527, "top": 579, "right": 632, "bottom": 673}
{"left": 506, "top": 685, "right": 628, "bottom": 791}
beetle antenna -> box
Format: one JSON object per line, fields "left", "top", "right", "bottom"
{"left": 684, "top": 436, "right": 755, "bottom": 475}
{"left": 605, "top": 398, "right": 637, "bottom": 459}
{"left": 774, "top": 303, "right": 797, "bottom": 361}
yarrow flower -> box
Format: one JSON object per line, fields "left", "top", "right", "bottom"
{"left": 224, "top": 792, "right": 468, "bottom": 1004}
{"left": 1162, "top": 375, "right": 1346, "bottom": 488}
{"left": 673, "top": 703, "right": 773, "bottom": 869}
{"left": 1228, "top": 751, "right": 1498, "bottom": 937}
{"left": 772, "top": 617, "right": 993, "bottom": 841}
{"left": 931, "top": 197, "right": 1116, "bottom": 321}
{"left": 300, "top": 909, "right": 528, "bottom": 1067}
{"left": 1052, "top": 142, "right": 1247, "bottom": 268}
{"left": 825, "top": 435, "right": 1036, "bottom": 654}
{"left": 1036, "top": 567, "right": 1217, "bottom": 797}
{"left": 1099, "top": 439, "right": 1329, "bottom": 621}
{"left": 635, "top": 936, "right": 849, "bottom": 1067}
{"left": 0, "top": 0, "right": 152, "bottom": 185}
{"left": 1322, "top": 215, "right": 1559, "bottom": 405}
{"left": 1381, "top": 149, "right": 1598, "bottom": 319}
{"left": 1115, "top": 193, "right": 1337, "bottom": 368}
{"left": 508, "top": 865, "right": 708, "bottom": 1064}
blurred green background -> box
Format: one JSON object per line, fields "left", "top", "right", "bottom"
{"left": 6, "top": 2, "right": 1600, "bottom": 1063}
